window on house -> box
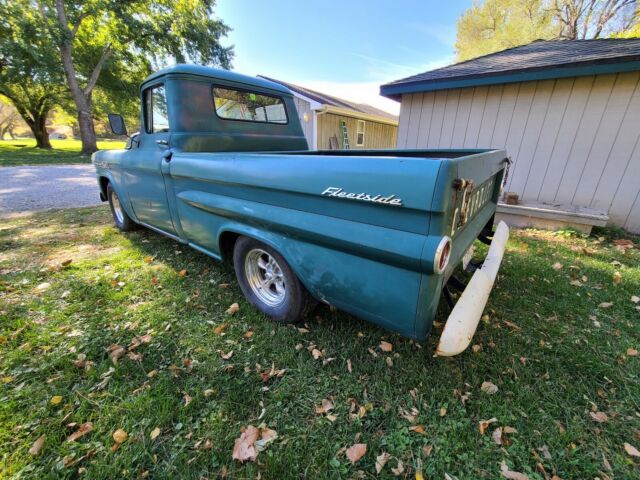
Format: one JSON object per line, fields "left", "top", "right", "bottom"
{"left": 212, "top": 87, "right": 288, "bottom": 124}
{"left": 356, "top": 120, "right": 365, "bottom": 146}
{"left": 144, "top": 85, "right": 170, "bottom": 134}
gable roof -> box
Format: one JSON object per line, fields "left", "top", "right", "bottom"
{"left": 259, "top": 75, "right": 398, "bottom": 122}
{"left": 380, "top": 39, "right": 640, "bottom": 99}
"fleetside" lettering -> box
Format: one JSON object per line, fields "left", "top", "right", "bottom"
{"left": 321, "top": 187, "right": 403, "bottom": 207}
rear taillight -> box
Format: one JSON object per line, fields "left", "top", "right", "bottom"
{"left": 434, "top": 236, "right": 452, "bottom": 274}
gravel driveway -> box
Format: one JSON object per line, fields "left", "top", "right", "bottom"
{"left": 0, "top": 164, "right": 102, "bottom": 217}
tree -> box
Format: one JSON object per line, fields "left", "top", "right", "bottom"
{"left": 455, "top": 0, "right": 638, "bottom": 61}
{"left": 0, "top": 100, "right": 26, "bottom": 139}
{"left": 33, "top": 0, "right": 233, "bottom": 154}
{"left": 0, "top": 3, "right": 66, "bottom": 148}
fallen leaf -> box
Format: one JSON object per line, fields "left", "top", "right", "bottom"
{"left": 311, "top": 348, "right": 323, "bottom": 359}
{"left": 220, "top": 350, "right": 233, "bottom": 360}
{"left": 631, "top": 295, "right": 640, "bottom": 304}
{"left": 347, "top": 358, "right": 352, "bottom": 373}
{"left": 613, "top": 271, "right": 622, "bottom": 285}
{"left": 255, "top": 427, "right": 278, "bottom": 452}
{"left": 29, "top": 435, "right": 45, "bottom": 456}
{"left": 552, "top": 262, "right": 563, "bottom": 271}
{"left": 243, "top": 330, "right": 254, "bottom": 338}
{"left": 537, "top": 445, "right": 552, "bottom": 460}
{"left": 113, "top": 429, "right": 128, "bottom": 444}
{"left": 50, "top": 395, "right": 63, "bottom": 405}
{"left": 409, "top": 425, "right": 427, "bottom": 435}
{"left": 150, "top": 427, "right": 161, "bottom": 440}
{"left": 624, "top": 442, "right": 640, "bottom": 457}
{"left": 375, "top": 451, "right": 391, "bottom": 474}
{"left": 590, "top": 411, "right": 609, "bottom": 423}
{"left": 61, "top": 259, "right": 73, "bottom": 267}
{"left": 481, "top": 381, "right": 498, "bottom": 395}
{"left": 326, "top": 414, "right": 337, "bottom": 422}
{"left": 416, "top": 471, "right": 425, "bottom": 480}
{"left": 226, "top": 303, "right": 240, "bottom": 315}
{"left": 627, "top": 348, "right": 638, "bottom": 356}
{"left": 232, "top": 425, "right": 260, "bottom": 462}
{"left": 346, "top": 443, "right": 367, "bottom": 464}
{"left": 385, "top": 356, "right": 393, "bottom": 367}
{"left": 392, "top": 460, "right": 405, "bottom": 476}
{"left": 380, "top": 341, "right": 393, "bottom": 352}
{"left": 108, "top": 344, "right": 125, "bottom": 364}
{"left": 598, "top": 302, "right": 613, "bottom": 309}
{"left": 213, "top": 324, "right": 227, "bottom": 335}
{"left": 500, "top": 461, "right": 529, "bottom": 479}
{"left": 422, "top": 444, "right": 433, "bottom": 456}
{"left": 315, "top": 398, "right": 334, "bottom": 414}
{"left": 178, "top": 269, "right": 187, "bottom": 277}
{"left": 503, "top": 320, "right": 521, "bottom": 331}
{"left": 183, "top": 394, "right": 193, "bottom": 406}
{"left": 143, "top": 256, "right": 153, "bottom": 263}
{"left": 440, "top": 407, "right": 447, "bottom": 417}
{"left": 36, "top": 282, "right": 51, "bottom": 291}
{"left": 127, "top": 351, "right": 143, "bottom": 362}
{"left": 67, "top": 422, "right": 93, "bottom": 442}
{"left": 472, "top": 344, "right": 482, "bottom": 353}
{"left": 479, "top": 417, "right": 498, "bottom": 435}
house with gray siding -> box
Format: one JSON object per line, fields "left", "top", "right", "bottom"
{"left": 380, "top": 39, "right": 640, "bottom": 233}
{"left": 260, "top": 76, "right": 398, "bottom": 151}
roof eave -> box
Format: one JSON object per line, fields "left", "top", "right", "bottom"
{"left": 380, "top": 59, "right": 640, "bottom": 98}
{"left": 319, "top": 105, "right": 398, "bottom": 125}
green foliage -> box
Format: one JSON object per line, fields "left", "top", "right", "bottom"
{"left": 455, "top": 0, "right": 639, "bottom": 62}
{"left": 0, "top": 139, "right": 125, "bottom": 166}
{"left": 456, "top": 0, "right": 555, "bottom": 61}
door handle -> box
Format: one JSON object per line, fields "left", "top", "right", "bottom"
{"left": 156, "top": 139, "right": 169, "bottom": 147}
{"left": 162, "top": 150, "right": 173, "bottom": 162}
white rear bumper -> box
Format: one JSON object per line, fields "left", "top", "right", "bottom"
{"left": 436, "top": 221, "right": 510, "bottom": 356}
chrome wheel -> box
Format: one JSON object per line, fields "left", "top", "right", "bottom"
{"left": 111, "top": 191, "right": 125, "bottom": 224}
{"left": 244, "top": 248, "right": 286, "bottom": 307}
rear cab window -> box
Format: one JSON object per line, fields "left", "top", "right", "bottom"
{"left": 144, "top": 85, "right": 170, "bottom": 133}
{"left": 212, "top": 87, "right": 288, "bottom": 124}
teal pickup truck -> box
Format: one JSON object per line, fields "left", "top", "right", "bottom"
{"left": 93, "top": 65, "right": 510, "bottom": 356}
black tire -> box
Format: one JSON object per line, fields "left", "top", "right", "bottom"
{"left": 107, "top": 183, "right": 138, "bottom": 232}
{"left": 233, "top": 236, "right": 313, "bottom": 324}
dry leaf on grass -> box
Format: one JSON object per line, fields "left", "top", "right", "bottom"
{"left": 552, "top": 262, "right": 563, "bottom": 271}
{"left": 50, "top": 395, "right": 63, "bottom": 405}
{"left": 375, "top": 451, "right": 391, "bottom": 473}
{"left": 311, "top": 348, "right": 323, "bottom": 359}
{"left": 67, "top": 422, "right": 93, "bottom": 442}
{"left": 178, "top": 269, "right": 187, "bottom": 277}
{"left": 315, "top": 398, "right": 334, "bottom": 414}
{"left": 183, "top": 394, "right": 193, "bottom": 407}
{"left": 440, "top": 407, "right": 447, "bottom": 417}
{"left": 500, "top": 461, "right": 529, "bottom": 479}
{"left": 380, "top": 341, "right": 393, "bottom": 352}
{"left": 220, "top": 350, "right": 233, "bottom": 360}
{"left": 631, "top": 295, "right": 640, "bottom": 304}
{"left": 346, "top": 443, "right": 367, "bottom": 464}
{"left": 108, "top": 344, "right": 126, "bottom": 364}
{"left": 226, "top": 303, "right": 240, "bottom": 315}
{"left": 150, "top": 427, "right": 161, "bottom": 440}
{"left": 213, "top": 324, "right": 227, "bottom": 335}
{"left": 232, "top": 425, "right": 278, "bottom": 462}
{"left": 598, "top": 302, "right": 613, "bottom": 309}
{"left": 627, "top": 348, "right": 638, "bottom": 357}
{"left": 29, "top": 435, "right": 45, "bottom": 456}
{"left": 624, "top": 442, "right": 640, "bottom": 457}
{"left": 113, "top": 429, "right": 127, "bottom": 444}
{"left": 391, "top": 460, "right": 404, "bottom": 476}
{"left": 589, "top": 411, "right": 609, "bottom": 423}
{"left": 347, "top": 358, "right": 352, "bottom": 373}
{"left": 493, "top": 426, "right": 517, "bottom": 445}
{"left": 479, "top": 417, "right": 497, "bottom": 435}
{"left": 613, "top": 271, "right": 622, "bottom": 285}
{"left": 409, "top": 425, "right": 427, "bottom": 435}
{"left": 481, "top": 381, "right": 498, "bottom": 395}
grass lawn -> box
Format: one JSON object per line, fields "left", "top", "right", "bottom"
{"left": 1, "top": 207, "right": 639, "bottom": 479}
{"left": 0, "top": 139, "right": 126, "bottom": 167}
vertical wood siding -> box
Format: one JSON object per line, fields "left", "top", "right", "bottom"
{"left": 396, "top": 72, "right": 640, "bottom": 233}
{"left": 293, "top": 97, "right": 313, "bottom": 148}
{"left": 317, "top": 113, "right": 398, "bottom": 150}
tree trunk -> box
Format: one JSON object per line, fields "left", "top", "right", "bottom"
{"left": 32, "top": 112, "right": 52, "bottom": 149}
{"left": 76, "top": 97, "right": 98, "bottom": 155}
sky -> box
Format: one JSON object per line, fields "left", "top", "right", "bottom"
{"left": 215, "top": 0, "right": 471, "bottom": 115}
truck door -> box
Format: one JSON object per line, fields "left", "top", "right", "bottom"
{"left": 124, "top": 84, "right": 176, "bottom": 234}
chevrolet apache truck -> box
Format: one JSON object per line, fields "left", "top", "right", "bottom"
{"left": 93, "top": 65, "right": 510, "bottom": 356}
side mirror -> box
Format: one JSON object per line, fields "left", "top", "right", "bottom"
{"left": 108, "top": 113, "right": 128, "bottom": 136}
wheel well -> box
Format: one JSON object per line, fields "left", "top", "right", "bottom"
{"left": 218, "top": 231, "right": 241, "bottom": 262}
{"left": 98, "top": 177, "right": 109, "bottom": 201}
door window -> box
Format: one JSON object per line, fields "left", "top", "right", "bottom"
{"left": 144, "top": 85, "right": 170, "bottom": 133}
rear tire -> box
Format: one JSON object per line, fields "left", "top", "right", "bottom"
{"left": 107, "top": 183, "right": 138, "bottom": 232}
{"left": 233, "top": 236, "right": 313, "bottom": 324}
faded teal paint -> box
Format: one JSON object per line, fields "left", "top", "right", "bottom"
{"left": 93, "top": 66, "right": 507, "bottom": 341}
{"left": 380, "top": 60, "right": 640, "bottom": 99}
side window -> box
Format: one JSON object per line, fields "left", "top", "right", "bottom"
{"left": 356, "top": 120, "right": 365, "bottom": 146}
{"left": 144, "top": 85, "right": 170, "bottom": 133}
{"left": 212, "top": 87, "right": 288, "bottom": 124}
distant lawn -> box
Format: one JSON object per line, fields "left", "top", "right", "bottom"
{"left": 0, "top": 139, "right": 126, "bottom": 167}
{"left": 1, "top": 207, "right": 639, "bottom": 479}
